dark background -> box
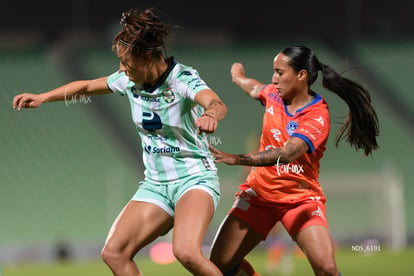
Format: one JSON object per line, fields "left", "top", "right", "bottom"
{"left": 1, "top": 0, "right": 413, "bottom": 42}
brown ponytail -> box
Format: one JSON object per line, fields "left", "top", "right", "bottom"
{"left": 112, "top": 8, "right": 169, "bottom": 62}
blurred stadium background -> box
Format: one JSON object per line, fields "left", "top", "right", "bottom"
{"left": 1, "top": 0, "right": 413, "bottom": 274}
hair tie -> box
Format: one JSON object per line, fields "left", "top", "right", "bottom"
{"left": 318, "top": 62, "right": 324, "bottom": 71}
{"left": 118, "top": 39, "right": 162, "bottom": 53}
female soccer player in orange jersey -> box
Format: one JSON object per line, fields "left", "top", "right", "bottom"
{"left": 209, "top": 46, "right": 379, "bottom": 276}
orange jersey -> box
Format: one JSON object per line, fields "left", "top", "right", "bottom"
{"left": 243, "top": 84, "right": 330, "bottom": 203}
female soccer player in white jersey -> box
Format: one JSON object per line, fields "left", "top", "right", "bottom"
{"left": 13, "top": 8, "right": 227, "bottom": 276}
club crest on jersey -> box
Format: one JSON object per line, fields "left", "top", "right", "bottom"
{"left": 287, "top": 121, "right": 299, "bottom": 136}
{"left": 162, "top": 88, "right": 175, "bottom": 103}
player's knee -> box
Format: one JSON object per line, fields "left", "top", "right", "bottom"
{"left": 173, "top": 244, "right": 201, "bottom": 268}
{"left": 101, "top": 244, "right": 115, "bottom": 265}
{"left": 313, "top": 261, "right": 339, "bottom": 276}
{"left": 101, "top": 243, "right": 125, "bottom": 266}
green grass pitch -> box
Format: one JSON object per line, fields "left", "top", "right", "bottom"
{"left": 2, "top": 247, "right": 414, "bottom": 275}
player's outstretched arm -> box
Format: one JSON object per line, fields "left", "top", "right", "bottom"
{"left": 231, "top": 62, "right": 265, "bottom": 99}
{"left": 210, "top": 137, "right": 308, "bottom": 166}
{"left": 13, "top": 77, "right": 111, "bottom": 110}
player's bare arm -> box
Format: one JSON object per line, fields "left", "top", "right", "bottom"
{"left": 204, "top": 98, "right": 224, "bottom": 118}
{"left": 195, "top": 89, "right": 227, "bottom": 120}
{"left": 195, "top": 89, "right": 227, "bottom": 134}
{"left": 231, "top": 62, "right": 265, "bottom": 99}
{"left": 210, "top": 137, "right": 308, "bottom": 166}
{"left": 13, "top": 77, "right": 111, "bottom": 110}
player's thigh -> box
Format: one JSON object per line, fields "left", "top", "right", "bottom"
{"left": 172, "top": 173, "right": 221, "bottom": 248}
{"left": 294, "top": 225, "right": 336, "bottom": 267}
{"left": 104, "top": 200, "right": 173, "bottom": 255}
{"left": 210, "top": 214, "right": 263, "bottom": 271}
{"left": 173, "top": 189, "right": 214, "bottom": 248}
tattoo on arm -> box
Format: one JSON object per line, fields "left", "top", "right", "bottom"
{"left": 237, "top": 138, "right": 308, "bottom": 166}
{"left": 205, "top": 99, "right": 226, "bottom": 120}
{"left": 239, "top": 148, "right": 283, "bottom": 166}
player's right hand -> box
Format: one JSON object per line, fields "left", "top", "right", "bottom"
{"left": 209, "top": 145, "right": 239, "bottom": 165}
{"left": 230, "top": 62, "right": 246, "bottom": 83}
{"left": 13, "top": 93, "right": 44, "bottom": 110}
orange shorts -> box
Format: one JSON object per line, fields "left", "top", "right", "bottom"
{"left": 229, "top": 189, "right": 329, "bottom": 239}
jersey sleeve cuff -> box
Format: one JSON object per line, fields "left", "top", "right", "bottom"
{"left": 291, "top": 133, "right": 315, "bottom": 153}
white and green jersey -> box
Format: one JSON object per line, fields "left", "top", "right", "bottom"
{"left": 107, "top": 58, "right": 217, "bottom": 183}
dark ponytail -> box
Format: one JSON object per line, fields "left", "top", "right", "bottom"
{"left": 282, "top": 46, "right": 379, "bottom": 156}
{"left": 319, "top": 63, "right": 379, "bottom": 155}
